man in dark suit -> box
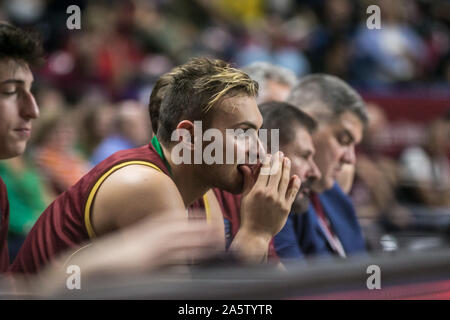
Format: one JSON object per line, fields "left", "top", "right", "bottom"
{"left": 274, "top": 74, "right": 368, "bottom": 260}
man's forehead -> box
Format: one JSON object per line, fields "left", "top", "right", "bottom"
{"left": 220, "top": 94, "right": 256, "bottom": 112}
{"left": 295, "top": 126, "right": 315, "bottom": 152}
{"left": 0, "top": 59, "right": 33, "bottom": 83}
{"left": 215, "top": 94, "right": 262, "bottom": 127}
{"left": 264, "top": 80, "right": 291, "bottom": 102}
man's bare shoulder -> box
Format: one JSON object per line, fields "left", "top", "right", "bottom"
{"left": 91, "top": 164, "right": 185, "bottom": 234}
{"left": 104, "top": 164, "right": 174, "bottom": 189}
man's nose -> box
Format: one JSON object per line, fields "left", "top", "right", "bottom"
{"left": 307, "top": 159, "right": 322, "bottom": 181}
{"left": 342, "top": 145, "right": 356, "bottom": 165}
{"left": 20, "top": 91, "right": 40, "bottom": 120}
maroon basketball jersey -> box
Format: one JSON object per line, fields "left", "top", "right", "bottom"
{"left": 11, "top": 143, "right": 171, "bottom": 274}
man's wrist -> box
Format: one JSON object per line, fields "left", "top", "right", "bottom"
{"left": 237, "top": 226, "right": 272, "bottom": 244}
{"left": 229, "top": 226, "right": 272, "bottom": 263}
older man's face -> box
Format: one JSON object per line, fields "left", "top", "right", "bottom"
{"left": 311, "top": 111, "right": 363, "bottom": 192}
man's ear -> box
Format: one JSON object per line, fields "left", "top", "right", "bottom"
{"left": 174, "top": 120, "right": 195, "bottom": 150}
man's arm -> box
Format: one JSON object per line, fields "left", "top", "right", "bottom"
{"left": 12, "top": 214, "right": 223, "bottom": 297}
{"left": 91, "top": 164, "right": 186, "bottom": 236}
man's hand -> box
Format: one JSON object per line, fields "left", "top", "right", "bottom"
{"left": 230, "top": 152, "right": 301, "bottom": 262}
{"left": 240, "top": 151, "right": 301, "bottom": 239}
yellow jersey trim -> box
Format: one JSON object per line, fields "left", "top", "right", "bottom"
{"left": 84, "top": 161, "right": 163, "bottom": 239}
{"left": 203, "top": 194, "right": 211, "bottom": 223}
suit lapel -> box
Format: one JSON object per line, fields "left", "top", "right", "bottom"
{"left": 319, "top": 183, "right": 359, "bottom": 254}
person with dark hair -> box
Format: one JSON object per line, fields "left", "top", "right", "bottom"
{"left": 259, "top": 101, "right": 321, "bottom": 214}
{"left": 275, "top": 74, "right": 368, "bottom": 260}
{"left": 90, "top": 100, "right": 151, "bottom": 166}
{"left": 32, "top": 108, "right": 89, "bottom": 195}
{"left": 0, "top": 22, "right": 44, "bottom": 66}
{"left": 12, "top": 57, "right": 300, "bottom": 274}
{"left": 0, "top": 22, "right": 42, "bottom": 272}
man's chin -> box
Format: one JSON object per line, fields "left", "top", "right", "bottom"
{"left": 3, "top": 144, "right": 26, "bottom": 159}
{"left": 224, "top": 178, "right": 244, "bottom": 194}
{"left": 216, "top": 168, "right": 244, "bottom": 194}
{"left": 234, "top": 168, "right": 247, "bottom": 194}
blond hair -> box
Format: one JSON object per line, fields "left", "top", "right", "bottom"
{"left": 156, "top": 58, "right": 258, "bottom": 143}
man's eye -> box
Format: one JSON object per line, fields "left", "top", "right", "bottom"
{"left": 2, "top": 90, "right": 17, "bottom": 95}
{"left": 338, "top": 134, "right": 351, "bottom": 145}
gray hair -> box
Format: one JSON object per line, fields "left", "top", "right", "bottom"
{"left": 287, "top": 74, "right": 368, "bottom": 125}
{"left": 243, "top": 62, "right": 297, "bottom": 102}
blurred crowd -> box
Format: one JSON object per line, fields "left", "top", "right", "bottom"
{"left": 1, "top": 0, "right": 449, "bottom": 101}
{"left": 0, "top": 0, "right": 449, "bottom": 259}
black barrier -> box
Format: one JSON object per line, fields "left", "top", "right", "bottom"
{"left": 38, "top": 247, "right": 450, "bottom": 300}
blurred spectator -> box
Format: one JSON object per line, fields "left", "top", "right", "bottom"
{"left": 33, "top": 109, "right": 89, "bottom": 195}
{"left": 0, "top": 0, "right": 446, "bottom": 94}
{"left": 350, "top": 103, "right": 412, "bottom": 251}
{"left": 236, "top": 42, "right": 310, "bottom": 77}
{"left": 243, "top": 61, "right": 297, "bottom": 103}
{"left": 34, "top": 85, "right": 67, "bottom": 116}
{"left": 398, "top": 110, "right": 450, "bottom": 207}
{"left": 78, "top": 103, "right": 116, "bottom": 159}
{"left": 306, "top": 0, "right": 357, "bottom": 77}
{"left": 352, "top": 0, "right": 427, "bottom": 85}
{"left": 90, "top": 100, "right": 151, "bottom": 165}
